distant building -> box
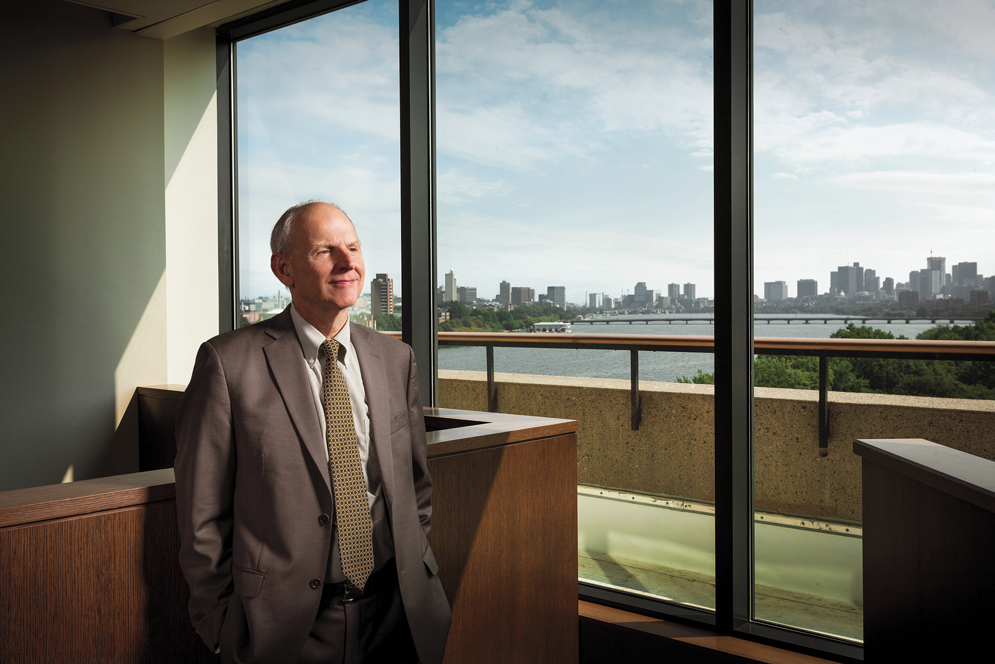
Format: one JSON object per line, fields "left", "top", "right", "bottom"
{"left": 863, "top": 269, "right": 879, "bottom": 293}
{"left": 970, "top": 290, "right": 990, "bottom": 306}
{"left": 764, "top": 281, "right": 788, "bottom": 301}
{"left": 444, "top": 270, "right": 457, "bottom": 302}
{"left": 954, "top": 262, "right": 978, "bottom": 287}
{"left": 588, "top": 293, "right": 603, "bottom": 308}
{"left": 925, "top": 256, "right": 945, "bottom": 297}
{"left": 511, "top": 287, "right": 534, "bottom": 306}
{"left": 898, "top": 290, "right": 919, "bottom": 307}
{"left": 883, "top": 277, "right": 895, "bottom": 296}
{"left": 683, "top": 283, "right": 696, "bottom": 300}
{"left": 498, "top": 280, "right": 511, "bottom": 305}
{"left": 457, "top": 286, "right": 477, "bottom": 303}
{"left": 634, "top": 282, "right": 648, "bottom": 304}
{"left": 659, "top": 296, "right": 671, "bottom": 308}
{"left": 796, "top": 279, "right": 818, "bottom": 298}
{"left": 831, "top": 262, "right": 863, "bottom": 296}
{"left": 668, "top": 283, "right": 681, "bottom": 300}
{"left": 546, "top": 286, "right": 566, "bottom": 309}
{"left": 371, "top": 273, "right": 394, "bottom": 315}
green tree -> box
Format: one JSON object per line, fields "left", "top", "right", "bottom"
{"left": 373, "top": 313, "right": 401, "bottom": 331}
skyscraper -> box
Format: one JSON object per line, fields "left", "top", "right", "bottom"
{"left": 925, "top": 256, "right": 945, "bottom": 297}
{"left": 796, "top": 279, "right": 818, "bottom": 298}
{"left": 589, "top": 293, "right": 603, "bottom": 308}
{"left": 511, "top": 287, "right": 534, "bottom": 306}
{"left": 683, "top": 283, "right": 696, "bottom": 300}
{"left": 445, "top": 270, "right": 457, "bottom": 302}
{"left": 668, "top": 283, "right": 681, "bottom": 300}
{"left": 498, "top": 280, "right": 511, "bottom": 305}
{"left": 764, "top": 281, "right": 788, "bottom": 301}
{"left": 457, "top": 286, "right": 477, "bottom": 303}
{"left": 863, "top": 269, "right": 879, "bottom": 293}
{"left": 954, "top": 262, "right": 978, "bottom": 287}
{"left": 370, "top": 273, "right": 394, "bottom": 316}
{"left": 831, "top": 262, "right": 863, "bottom": 296}
{"left": 546, "top": 286, "right": 566, "bottom": 309}
{"left": 634, "top": 282, "right": 647, "bottom": 304}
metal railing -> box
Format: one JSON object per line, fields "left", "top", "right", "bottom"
{"left": 427, "top": 331, "right": 995, "bottom": 454}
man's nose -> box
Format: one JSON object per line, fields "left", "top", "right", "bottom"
{"left": 333, "top": 248, "right": 357, "bottom": 268}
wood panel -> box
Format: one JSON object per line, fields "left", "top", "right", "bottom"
{"left": 862, "top": 460, "right": 995, "bottom": 662}
{"left": 428, "top": 433, "right": 578, "bottom": 664}
{"left": 0, "top": 470, "right": 175, "bottom": 529}
{"left": 0, "top": 500, "right": 216, "bottom": 664}
{"left": 579, "top": 602, "right": 836, "bottom": 664}
{"left": 2, "top": 400, "right": 578, "bottom": 664}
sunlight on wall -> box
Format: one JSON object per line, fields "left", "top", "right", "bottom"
{"left": 166, "top": 90, "right": 220, "bottom": 384}
{"left": 114, "top": 272, "right": 168, "bottom": 427}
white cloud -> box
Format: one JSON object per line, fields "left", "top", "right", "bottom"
{"left": 437, "top": 169, "right": 507, "bottom": 205}
{"left": 435, "top": 0, "right": 713, "bottom": 171}
{"left": 924, "top": 202, "right": 995, "bottom": 225}
{"left": 773, "top": 172, "right": 797, "bottom": 180}
{"left": 769, "top": 123, "right": 995, "bottom": 165}
{"left": 832, "top": 170, "right": 995, "bottom": 196}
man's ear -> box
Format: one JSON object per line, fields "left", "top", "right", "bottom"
{"left": 271, "top": 253, "right": 295, "bottom": 288}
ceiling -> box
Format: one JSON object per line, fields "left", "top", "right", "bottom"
{"left": 65, "top": 0, "right": 292, "bottom": 39}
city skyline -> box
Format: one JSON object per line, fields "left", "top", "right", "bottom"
{"left": 235, "top": 0, "right": 995, "bottom": 306}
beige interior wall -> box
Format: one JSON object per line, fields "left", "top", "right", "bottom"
{"left": 0, "top": 2, "right": 219, "bottom": 492}
{"left": 164, "top": 27, "right": 220, "bottom": 385}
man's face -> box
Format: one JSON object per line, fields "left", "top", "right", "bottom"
{"left": 273, "top": 203, "right": 365, "bottom": 320}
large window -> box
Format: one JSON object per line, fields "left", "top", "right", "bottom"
{"left": 222, "top": 0, "right": 993, "bottom": 657}
{"left": 753, "top": 0, "right": 995, "bottom": 643}
{"left": 234, "top": 0, "right": 402, "bottom": 330}
{"left": 435, "top": 0, "right": 716, "bottom": 613}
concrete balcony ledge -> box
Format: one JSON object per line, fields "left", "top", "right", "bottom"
{"left": 439, "top": 370, "right": 995, "bottom": 523}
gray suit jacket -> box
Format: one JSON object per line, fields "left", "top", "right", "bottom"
{"left": 174, "top": 309, "right": 451, "bottom": 664}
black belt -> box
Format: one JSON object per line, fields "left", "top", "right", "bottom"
{"left": 323, "top": 558, "right": 396, "bottom": 602}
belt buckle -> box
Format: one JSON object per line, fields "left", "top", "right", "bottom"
{"left": 343, "top": 583, "right": 362, "bottom": 602}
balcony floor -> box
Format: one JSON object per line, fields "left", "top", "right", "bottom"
{"left": 579, "top": 550, "right": 863, "bottom": 642}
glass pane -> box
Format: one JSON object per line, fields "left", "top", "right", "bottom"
{"left": 235, "top": 0, "right": 401, "bottom": 330}
{"left": 753, "top": 0, "right": 995, "bottom": 641}
{"left": 436, "top": 0, "right": 716, "bottom": 612}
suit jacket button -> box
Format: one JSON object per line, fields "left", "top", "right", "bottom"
{"left": 310, "top": 579, "right": 322, "bottom": 590}
{"left": 318, "top": 514, "right": 330, "bottom": 526}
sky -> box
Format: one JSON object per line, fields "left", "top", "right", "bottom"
{"left": 236, "top": 0, "right": 994, "bottom": 305}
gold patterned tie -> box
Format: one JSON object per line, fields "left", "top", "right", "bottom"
{"left": 321, "top": 339, "right": 374, "bottom": 591}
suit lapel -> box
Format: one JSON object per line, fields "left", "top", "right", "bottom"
{"left": 351, "top": 324, "right": 396, "bottom": 508}
{"left": 263, "top": 313, "right": 331, "bottom": 495}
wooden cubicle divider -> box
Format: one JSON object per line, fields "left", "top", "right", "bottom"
{"left": 1, "top": 391, "right": 578, "bottom": 664}
{"left": 855, "top": 438, "right": 995, "bottom": 663}
{"left": 0, "top": 472, "right": 217, "bottom": 663}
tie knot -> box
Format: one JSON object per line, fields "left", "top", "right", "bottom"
{"left": 322, "top": 338, "right": 340, "bottom": 362}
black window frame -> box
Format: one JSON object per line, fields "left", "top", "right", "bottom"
{"left": 216, "top": 1, "right": 863, "bottom": 660}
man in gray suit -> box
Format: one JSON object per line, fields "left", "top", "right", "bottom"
{"left": 175, "top": 201, "right": 451, "bottom": 664}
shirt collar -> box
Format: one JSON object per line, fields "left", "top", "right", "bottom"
{"left": 289, "top": 304, "right": 352, "bottom": 366}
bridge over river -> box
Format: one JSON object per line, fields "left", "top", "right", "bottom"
{"left": 572, "top": 315, "right": 984, "bottom": 326}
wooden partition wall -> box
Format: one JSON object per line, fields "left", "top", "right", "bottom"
{"left": 1, "top": 395, "right": 578, "bottom": 664}
{"left": 855, "top": 438, "right": 995, "bottom": 663}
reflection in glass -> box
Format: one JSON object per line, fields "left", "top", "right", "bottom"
{"left": 235, "top": 0, "right": 401, "bottom": 330}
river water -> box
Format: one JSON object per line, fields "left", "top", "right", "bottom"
{"left": 438, "top": 314, "right": 972, "bottom": 383}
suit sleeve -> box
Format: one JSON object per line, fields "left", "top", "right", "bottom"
{"left": 405, "top": 344, "right": 433, "bottom": 536}
{"left": 174, "top": 341, "right": 236, "bottom": 652}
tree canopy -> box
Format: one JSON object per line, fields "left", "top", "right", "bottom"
{"left": 680, "top": 312, "right": 995, "bottom": 400}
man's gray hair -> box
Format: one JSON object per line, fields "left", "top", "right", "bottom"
{"left": 270, "top": 200, "right": 347, "bottom": 255}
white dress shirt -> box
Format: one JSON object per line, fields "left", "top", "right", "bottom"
{"left": 289, "top": 305, "right": 375, "bottom": 508}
